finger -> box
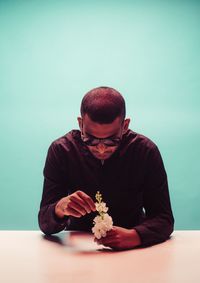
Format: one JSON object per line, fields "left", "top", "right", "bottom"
{"left": 68, "top": 199, "right": 87, "bottom": 216}
{"left": 98, "top": 235, "right": 117, "bottom": 245}
{"left": 77, "top": 191, "right": 96, "bottom": 211}
{"left": 76, "top": 190, "right": 96, "bottom": 211}
{"left": 105, "top": 229, "right": 116, "bottom": 237}
{"left": 70, "top": 194, "right": 92, "bottom": 213}
{"left": 99, "top": 238, "right": 118, "bottom": 247}
{"left": 64, "top": 207, "right": 82, "bottom": 218}
{"left": 94, "top": 230, "right": 116, "bottom": 244}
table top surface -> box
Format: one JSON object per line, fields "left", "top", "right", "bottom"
{"left": 0, "top": 230, "right": 199, "bottom": 283}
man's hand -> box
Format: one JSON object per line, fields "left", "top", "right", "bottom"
{"left": 95, "top": 226, "right": 141, "bottom": 250}
{"left": 55, "top": 190, "right": 96, "bottom": 218}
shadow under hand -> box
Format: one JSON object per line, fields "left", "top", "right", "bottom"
{"left": 41, "top": 231, "right": 95, "bottom": 250}
{"left": 42, "top": 234, "right": 65, "bottom": 246}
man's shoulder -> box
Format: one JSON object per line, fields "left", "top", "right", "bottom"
{"left": 50, "top": 130, "right": 80, "bottom": 150}
{"left": 125, "top": 129, "right": 157, "bottom": 151}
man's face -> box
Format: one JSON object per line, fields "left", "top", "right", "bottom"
{"left": 78, "top": 114, "right": 130, "bottom": 161}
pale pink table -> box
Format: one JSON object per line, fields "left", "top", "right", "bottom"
{"left": 0, "top": 230, "right": 199, "bottom": 283}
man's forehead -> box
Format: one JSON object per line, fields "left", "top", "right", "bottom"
{"left": 82, "top": 114, "right": 122, "bottom": 138}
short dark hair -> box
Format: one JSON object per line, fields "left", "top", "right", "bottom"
{"left": 80, "top": 86, "right": 126, "bottom": 124}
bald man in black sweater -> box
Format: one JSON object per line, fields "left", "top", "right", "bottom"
{"left": 38, "top": 86, "right": 174, "bottom": 250}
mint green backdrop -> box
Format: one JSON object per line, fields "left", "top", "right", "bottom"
{"left": 0, "top": 0, "right": 199, "bottom": 230}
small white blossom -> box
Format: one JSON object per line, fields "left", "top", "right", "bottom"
{"left": 95, "top": 202, "right": 108, "bottom": 213}
{"left": 92, "top": 213, "right": 113, "bottom": 239}
{"left": 92, "top": 191, "right": 113, "bottom": 239}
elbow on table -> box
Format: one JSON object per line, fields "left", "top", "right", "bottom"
{"left": 159, "top": 213, "right": 175, "bottom": 244}
{"left": 38, "top": 212, "right": 52, "bottom": 235}
{"left": 38, "top": 208, "right": 68, "bottom": 235}
{"left": 167, "top": 214, "right": 175, "bottom": 238}
{"left": 37, "top": 210, "right": 57, "bottom": 235}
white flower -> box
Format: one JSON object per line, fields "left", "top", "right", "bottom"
{"left": 92, "top": 213, "right": 113, "bottom": 239}
{"left": 92, "top": 191, "right": 113, "bottom": 240}
{"left": 95, "top": 202, "right": 108, "bottom": 213}
{"left": 93, "top": 215, "right": 102, "bottom": 224}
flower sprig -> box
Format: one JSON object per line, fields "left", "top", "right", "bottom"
{"left": 95, "top": 191, "right": 108, "bottom": 219}
{"left": 96, "top": 191, "right": 102, "bottom": 202}
{"left": 92, "top": 191, "right": 113, "bottom": 239}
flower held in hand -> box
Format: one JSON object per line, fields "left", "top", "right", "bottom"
{"left": 92, "top": 191, "right": 113, "bottom": 239}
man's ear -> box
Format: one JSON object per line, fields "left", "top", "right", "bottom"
{"left": 77, "top": 117, "right": 83, "bottom": 130}
{"left": 122, "top": 118, "right": 130, "bottom": 134}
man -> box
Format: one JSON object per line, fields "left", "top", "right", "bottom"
{"left": 38, "top": 86, "right": 174, "bottom": 250}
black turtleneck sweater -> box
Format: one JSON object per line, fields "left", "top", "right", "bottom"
{"left": 38, "top": 129, "right": 174, "bottom": 247}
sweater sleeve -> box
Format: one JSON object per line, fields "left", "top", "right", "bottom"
{"left": 38, "top": 142, "right": 70, "bottom": 235}
{"left": 134, "top": 145, "right": 174, "bottom": 247}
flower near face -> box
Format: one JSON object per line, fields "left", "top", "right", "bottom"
{"left": 92, "top": 191, "right": 113, "bottom": 239}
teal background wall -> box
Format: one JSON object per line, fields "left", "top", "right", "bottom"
{"left": 0, "top": 0, "right": 199, "bottom": 230}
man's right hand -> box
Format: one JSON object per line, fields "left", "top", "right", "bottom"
{"left": 55, "top": 190, "right": 96, "bottom": 218}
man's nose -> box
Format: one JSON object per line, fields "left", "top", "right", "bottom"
{"left": 96, "top": 142, "right": 106, "bottom": 154}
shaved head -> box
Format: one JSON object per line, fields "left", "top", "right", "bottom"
{"left": 80, "top": 86, "right": 126, "bottom": 124}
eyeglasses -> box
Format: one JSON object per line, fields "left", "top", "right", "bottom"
{"left": 81, "top": 134, "right": 121, "bottom": 147}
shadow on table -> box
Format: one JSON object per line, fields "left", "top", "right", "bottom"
{"left": 43, "top": 234, "right": 65, "bottom": 245}
{"left": 41, "top": 231, "right": 174, "bottom": 253}
{"left": 42, "top": 231, "right": 81, "bottom": 246}
{"left": 42, "top": 232, "right": 120, "bottom": 253}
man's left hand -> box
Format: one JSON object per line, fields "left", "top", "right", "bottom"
{"left": 95, "top": 226, "right": 141, "bottom": 250}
